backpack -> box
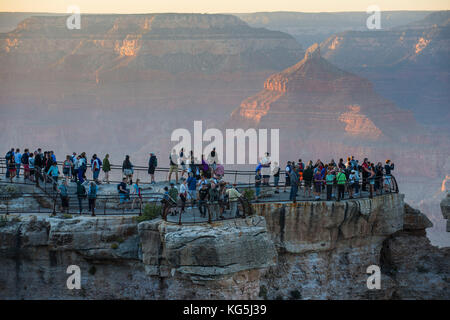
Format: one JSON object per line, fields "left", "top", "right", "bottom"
{"left": 5, "top": 151, "right": 12, "bottom": 161}
{"left": 88, "top": 185, "right": 97, "bottom": 198}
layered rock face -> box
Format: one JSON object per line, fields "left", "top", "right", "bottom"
{"left": 319, "top": 11, "right": 450, "bottom": 130}
{"left": 0, "top": 13, "right": 303, "bottom": 81}
{"left": 230, "top": 43, "right": 446, "bottom": 178}
{"left": 441, "top": 193, "right": 450, "bottom": 232}
{"left": 1, "top": 193, "right": 448, "bottom": 300}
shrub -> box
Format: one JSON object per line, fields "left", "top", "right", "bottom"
{"left": 137, "top": 203, "right": 162, "bottom": 223}
{"left": 0, "top": 215, "right": 8, "bottom": 227}
{"left": 62, "top": 214, "right": 73, "bottom": 219}
{"left": 242, "top": 188, "right": 255, "bottom": 201}
{"left": 110, "top": 243, "right": 119, "bottom": 250}
{"left": 258, "top": 285, "right": 268, "bottom": 300}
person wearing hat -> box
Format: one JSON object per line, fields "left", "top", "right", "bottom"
{"left": 148, "top": 152, "right": 157, "bottom": 184}
{"left": 348, "top": 169, "right": 359, "bottom": 199}
{"left": 336, "top": 168, "right": 347, "bottom": 201}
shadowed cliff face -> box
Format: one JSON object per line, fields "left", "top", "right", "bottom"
{"left": 0, "top": 194, "right": 448, "bottom": 300}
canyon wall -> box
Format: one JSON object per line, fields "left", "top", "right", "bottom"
{"left": 0, "top": 193, "right": 448, "bottom": 300}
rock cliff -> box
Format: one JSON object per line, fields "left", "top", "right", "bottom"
{"left": 0, "top": 193, "right": 448, "bottom": 299}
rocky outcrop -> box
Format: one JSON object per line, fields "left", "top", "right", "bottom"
{"left": 0, "top": 193, "right": 448, "bottom": 299}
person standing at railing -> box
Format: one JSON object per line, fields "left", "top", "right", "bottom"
{"left": 325, "top": 169, "right": 336, "bottom": 201}
{"left": 102, "top": 154, "right": 111, "bottom": 184}
{"left": 5, "top": 148, "right": 14, "bottom": 179}
{"left": 336, "top": 169, "right": 347, "bottom": 202}
{"left": 367, "top": 163, "right": 376, "bottom": 198}
{"left": 14, "top": 148, "right": 21, "bottom": 179}
{"left": 179, "top": 148, "right": 187, "bottom": 179}
{"left": 58, "top": 179, "right": 69, "bottom": 214}
{"left": 70, "top": 152, "right": 77, "bottom": 181}
{"left": 148, "top": 152, "right": 157, "bottom": 184}
{"left": 33, "top": 150, "right": 43, "bottom": 185}
{"left": 8, "top": 155, "right": 17, "bottom": 182}
{"left": 284, "top": 161, "right": 292, "bottom": 193}
{"left": 88, "top": 181, "right": 98, "bottom": 216}
{"left": 361, "top": 158, "right": 370, "bottom": 192}
{"left": 303, "top": 163, "right": 313, "bottom": 198}
{"left": 207, "top": 147, "right": 219, "bottom": 175}
{"left": 226, "top": 184, "right": 241, "bottom": 218}
{"left": 289, "top": 167, "right": 299, "bottom": 203}
{"left": 168, "top": 149, "right": 179, "bottom": 184}
{"left": 348, "top": 170, "right": 359, "bottom": 199}
{"left": 78, "top": 152, "right": 87, "bottom": 183}
{"left": 272, "top": 162, "right": 280, "bottom": 194}
{"left": 384, "top": 160, "right": 394, "bottom": 193}
{"left": 63, "top": 155, "right": 73, "bottom": 181}
{"left": 72, "top": 155, "right": 80, "bottom": 183}
{"left": 91, "top": 154, "right": 102, "bottom": 184}
{"left": 22, "top": 149, "right": 30, "bottom": 181}
{"left": 375, "top": 162, "right": 384, "bottom": 195}
{"left": 255, "top": 169, "right": 262, "bottom": 201}
{"left": 122, "top": 155, "right": 134, "bottom": 185}
{"left": 47, "top": 162, "right": 60, "bottom": 191}
{"left": 313, "top": 169, "right": 323, "bottom": 201}
{"left": 261, "top": 152, "right": 271, "bottom": 186}
{"left": 118, "top": 177, "right": 130, "bottom": 207}
{"left": 28, "top": 152, "right": 35, "bottom": 183}
{"left": 209, "top": 182, "right": 220, "bottom": 220}
{"left": 76, "top": 180, "right": 87, "bottom": 214}
{"left": 179, "top": 178, "right": 188, "bottom": 215}
{"left": 198, "top": 183, "right": 209, "bottom": 218}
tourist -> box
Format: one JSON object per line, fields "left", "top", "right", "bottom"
{"left": 168, "top": 182, "right": 178, "bottom": 211}
{"left": 4, "top": 148, "right": 14, "bottom": 179}
{"left": 325, "top": 169, "right": 336, "bottom": 201}
{"left": 313, "top": 169, "right": 323, "bottom": 201}
{"left": 14, "top": 148, "right": 21, "bottom": 178}
{"left": 8, "top": 156, "right": 16, "bottom": 182}
{"left": 58, "top": 179, "right": 69, "bottom": 214}
{"left": 261, "top": 152, "right": 271, "bottom": 186}
{"left": 131, "top": 179, "right": 143, "bottom": 211}
{"left": 179, "top": 148, "right": 187, "bottom": 179}
{"left": 303, "top": 162, "right": 313, "bottom": 198}
{"left": 272, "top": 161, "right": 280, "bottom": 194}
{"left": 78, "top": 152, "right": 87, "bottom": 183}
{"left": 76, "top": 180, "right": 87, "bottom": 215}
{"left": 47, "top": 161, "right": 60, "bottom": 191}
{"left": 179, "top": 178, "right": 188, "bottom": 215}
{"left": 186, "top": 171, "right": 197, "bottom": 198}
{"left": 284, "top": 161, "right": 292, "bottom": 192}
{"left": 207, "top": 147, "right": 219, "bottom": 173}
{"left": 198, "top": 183, "right": 209, "bottom": 218}
{"left": 348, "top": 170, "right": 359, "bottom": 199}
{"left": 255, "top": 169, "right": 262, "bottom": 201}
{"left": 73, "top": 155, "right": 80, "bottom": 183}
{"left": 361, "top": 158, "right": 370, "bottom": 192}
{"left": 91, "top": 154, "right": 102, "bottom": 184}
{"left": 384, "top": 160, "right": 395, "bottom": 192}
{"left": 102, "top": 154, "right": 111, "bottom": 184}
{"left": 226, "top": 184, "right": 241, "bottom": 218}
{"left": 336, "top": 168, "right": 347, "bottom": 201}
{"left": 201, "top": 154, "right": 210, "bottom": 178}
{"left": 122, "top": 155, "right": 134, "bottom": 185}
{"left": 209, "top": 182, "right": 220, "bottom": 220}
{"left": 28, "top": 153, "right": 35, "bottom": 183}
{"left": 33, "top": 150, "right": 43, "bottom": 185}
{"left": 70, "top": 152, "right": 77, "bottom": 180}
{"left": 375, "top": 162, "right": 384, "bottom": 195}
{"left": 117, "top": 177, "right": 130, "bottom": 207}
{"left": 289, "top": 167, "right": 299, "bottom": 202}
{"left": 22, "top": 149, "right": 30, "bottom": 180}
{"left": 88, "top": 181, "right": 98, "bottom": 216}
{"left": 367, "top": 163, "right": 376, "bottom": 198}
{"left": 168, "top": 149, "right": 179, "bottom": 183}
{"left": 63, "top": 155, "right": 73, "bottom": 180}
{"left": 148, "top": 152, "right": 157, "bottom": 184}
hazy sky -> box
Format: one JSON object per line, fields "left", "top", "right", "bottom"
{"left": 1, "top": 0, "right": 449, "bottom": 13}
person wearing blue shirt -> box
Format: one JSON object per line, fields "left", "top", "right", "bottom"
{"left": 14, "top": 148, "right": 21, "bottom": 178}
{"left": 187, "top": 172, "right": 197, "bottom": 205}
{"left": 47, "top": 162, "right": 59, "bottom": 190}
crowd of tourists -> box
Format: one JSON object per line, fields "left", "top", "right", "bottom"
{"left": 3, "top": 147, "right": 394, "bottom": 218}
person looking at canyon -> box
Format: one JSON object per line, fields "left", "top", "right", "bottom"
{"left": 284, "top": 161, "right": 292, "bottom": 192}
{"left": 303, "top": 162, "right": 313, "bottom": 198}
{"left": 168, "top": 149, "right": 179, "bottom": 184}
{"left": 122, "top": 155, "right": 134, "bottom": 185}
{"left": 91, "top": 154, "right": 102, "bottom": 184}
{"left": 148, "top": 152, "right": 157, "bottom": 184}
{"left": 179, "top": 148, "right": 187, "bottom": 179}
{"left": 272, "top": 161, "right": 280, "bottom": 194}
{"left": 14, "top": 148, "right": 21, "bottom": 178}
{"left": 58, "top": 179, "right": 69, "bottom": 214}
{"left": 261, "top": 152, "right": 271, "bottom": 186}
{"left": 384, "top": 160, "right": 395, "bottom": 192}
{"left": 207, "top": 147, "right": 219, "bottom": 173}
{"left": 102, "top": 154, "right": 111, "bottom": 184}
